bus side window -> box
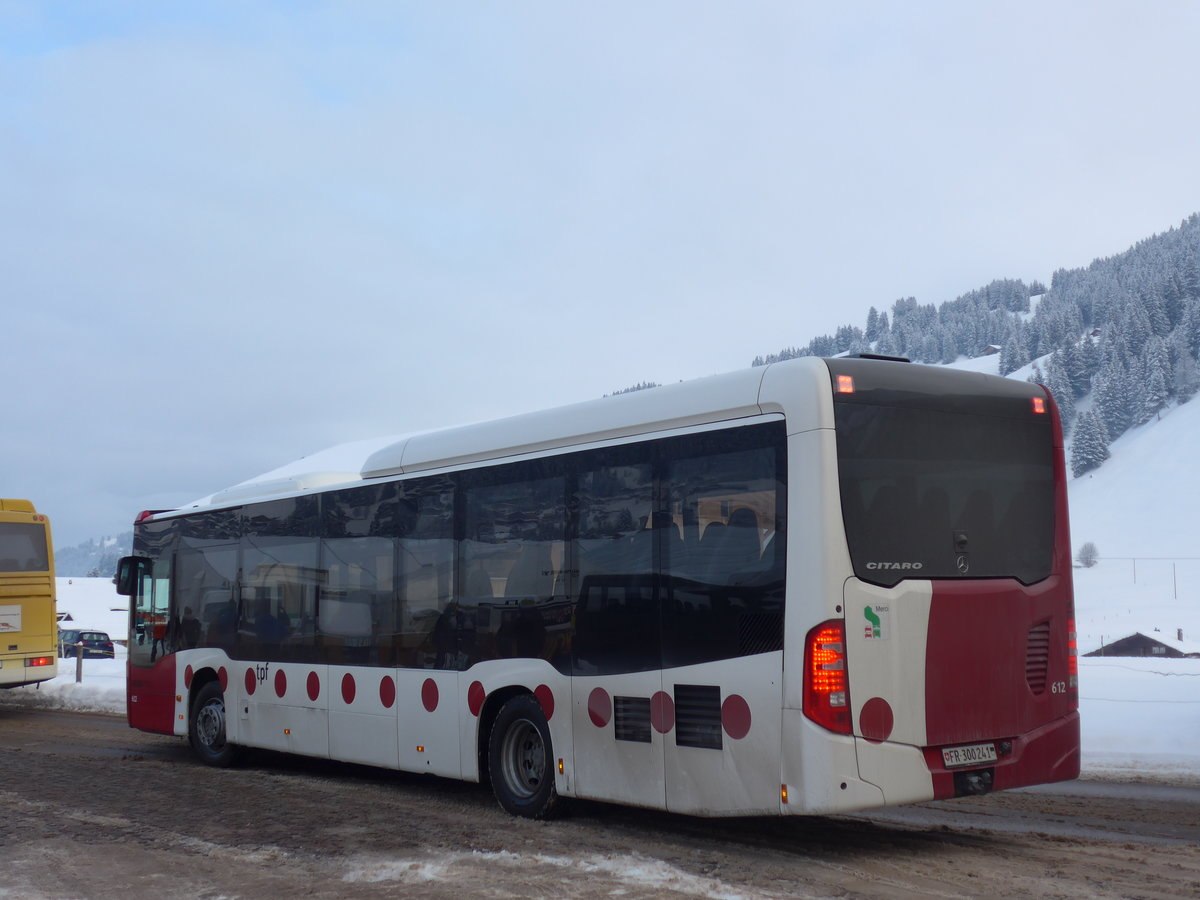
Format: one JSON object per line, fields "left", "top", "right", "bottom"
{"left": 662, "top": 427, "right": 785, "bottom": 669}
{"left": 459, "top": 471, "right": 565, "bottom": 668}
{"left": 394, "top": 484, "right": 454, "bottom": 669}
{"left": 571, "top": 458, "right": 656, "bottom": 676}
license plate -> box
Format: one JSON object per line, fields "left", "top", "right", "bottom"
{"left": 941, "top": 742, "right": 998, "bottom": 768}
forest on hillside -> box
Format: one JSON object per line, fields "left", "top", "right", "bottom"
{"left": 754, "top": 213, "right": 1200, "bottom": 478}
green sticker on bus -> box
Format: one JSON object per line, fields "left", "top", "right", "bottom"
{"left": 863, "top": 604, "right": 888, "bottom": 640}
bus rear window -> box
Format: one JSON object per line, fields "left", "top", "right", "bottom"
{"left": 834, "top": 402, "right": 1054, "bottom": 587}
{"left": 0, "top": 523, "right": 50, "bottom": 572}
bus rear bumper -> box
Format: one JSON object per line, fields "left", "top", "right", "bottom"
{"left": 923, "top": 710, "right": 1081, "bottom": 800}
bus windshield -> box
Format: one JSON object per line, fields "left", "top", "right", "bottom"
{"left": 831, "top": 364, "right": 1055, "bottom": 587}
{"left": 0, "top": 522, "right": 50, "bottom": 572}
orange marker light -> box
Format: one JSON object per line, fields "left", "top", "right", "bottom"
{"left": 836, "top": 374, "right": 855, "bottom": 394}
{"left": 1032, "top": 397, "right": 1046, "bottom": 414}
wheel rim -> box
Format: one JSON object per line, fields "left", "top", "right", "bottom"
{"left": 499, "top": 717, "right": 545, "bottom": 799}
{"left": 196, "top": 698, "right": 227, "bottom": 751}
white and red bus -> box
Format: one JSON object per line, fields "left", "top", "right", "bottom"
{"left": 118, "top": 356, "right": 1079, "bottom": 818}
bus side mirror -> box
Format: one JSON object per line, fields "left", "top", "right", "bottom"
{"left": 115, "top": 556, "right": 151, "bottom": 596}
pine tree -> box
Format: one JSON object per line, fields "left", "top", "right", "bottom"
{"left": 1137, "top": 338, "right": 1171, "bottom": 423}
{"left": 1079, "top": 336, "right": 1101, "bottom": 382}
{"left": 1144, "top": 288, "right": 1171, "bottom": 337}
{"left": 1124, "top": 305, "right": 1152, "bottom": 356}
{"left": 1043, "top": 353, "right": 1075, "bottom": 434}
{"left": 1094, "top": 363, "right": 1132, "bottom": 440}
{"left": 1174, "top": 348, "right": 1200, "bottom": 402}
{"left": 1070, "top": 411, "right": 1110, "bottom": 477}
{"left": 1060, "top": 342, "right": 1085, "bottom": 398}
{"left": 1163, "top": 276, "right": 1185, "bottom": 329}
{"left": 999, "top": 321, "right": 1028, "bottom": 375}
{"left": 865, "top": 306, "right": 881, "bottom": 343}
{"left": 1183, "top": 303, "right": 1200, "bottom": 357}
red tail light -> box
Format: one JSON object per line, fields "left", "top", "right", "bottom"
{"left": 25, "top": 656, "right": 54, "bottom": 668}
{"left": 1031, "top": 396, "right": 1046, "bottom": 414}
{"left": 804, "top": 620, "right": 851, "bottom": 734}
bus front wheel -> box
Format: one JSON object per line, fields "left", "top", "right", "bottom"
{"left": 189, "top": 680, "right": 240, "bottom": 767}
{"left": 487, "top": 693, "right": 563, "bottom": 819}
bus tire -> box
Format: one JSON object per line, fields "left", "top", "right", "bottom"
{"left": 488, "top": 693, "right": 563, "bottom": 819}
{"left": 189, "top": 680, "right": 240, "bottom": 767}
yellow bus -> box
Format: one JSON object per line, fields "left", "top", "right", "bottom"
{"left": 0, "top": 499, "right": 58, "bottom": 688}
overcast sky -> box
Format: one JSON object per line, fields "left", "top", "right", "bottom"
{"left": 4, "top": 1, "right": 1200, "bottom": 547}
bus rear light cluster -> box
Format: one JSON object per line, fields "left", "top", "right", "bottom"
{"left": 1031, "top": 396, "right": 1047, "bottom": 414}
{"left": 25, "top": 656, "right": 54, "bottom": 667}
{"left": 836, "top": 375, "right": 855, "bottom": 394}
{"left": 804, "top": 621, "right": 851, "bottom": 734}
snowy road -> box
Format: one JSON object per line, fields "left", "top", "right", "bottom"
{"left": 2, "top": 707, "right": 1198, "bottom": 899}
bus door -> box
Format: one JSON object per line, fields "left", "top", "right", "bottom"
{"left": 121, "top": 554, "right": 177, "bottom": 734}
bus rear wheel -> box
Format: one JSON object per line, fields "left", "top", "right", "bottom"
{"left": 488, "top": 693, "right": 563, "bottom": 819}
{"left": 189, "top": 680, "right": 240, "bottom": 767}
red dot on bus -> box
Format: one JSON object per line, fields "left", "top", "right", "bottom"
{"left": 183, "top": 665, "right": 194, "bottom": 689}
{"left": 468, "top": 681, "right": 486, "bottom": 717}
{"left": 650, "top": 691, "right": 675, "bottom": 734}
{"left": 534, "top": 684, "right": 555, "bottom": 721}
{"left": 860, "top": 697, "right": 894, "bottom": 743}
{"left": 380, "top": 676, "right": 396, "bottom": 709}
{"left": 244, "top": 668, "right": 256, "bottom": 696}
{"left": 274, "top": 669, "right": 287, "bottom": 698}
{"left": 218, "top": 667, "right": 228, "bottom": 692}
{"left": 721, "top": 694, "right": 752, "bottom": 740}
{"left": 421, "top": 678, "right": 439, "bottom": 712}
{"left": 588, "top": 687, "right": 612, "bottom": 728}
{"left": 342, "top": 673, "right": 356, "bottom": 705}
{"left": 307, "top": 671, "right": 320, "bottom": 702}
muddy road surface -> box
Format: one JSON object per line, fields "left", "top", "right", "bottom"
{"left": 2, "top": 704, "right": 1198, "bottom": 899}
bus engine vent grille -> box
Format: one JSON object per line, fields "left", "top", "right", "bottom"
{"left": 674, "top": 684, "right": 723, "bottom": 750}
{"left": 1025, "top": 622, "right": 1051, "bottom": 695}
{"left": 614, "top": 696, "right": 651, "bottom": 743}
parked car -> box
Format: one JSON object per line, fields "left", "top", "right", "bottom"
{"left": 58, "top": 629, "right": 115, "bottom": 659}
